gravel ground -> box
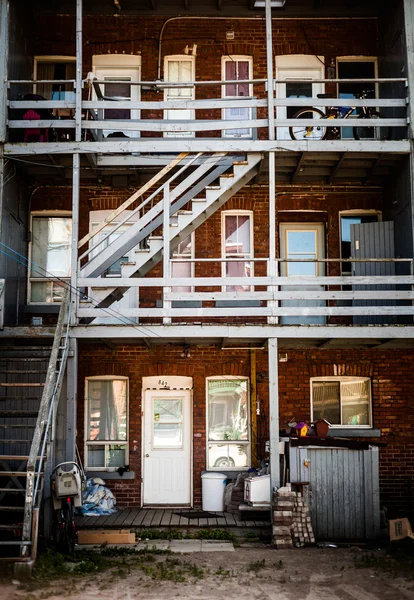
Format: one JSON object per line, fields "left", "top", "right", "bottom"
{"left": 0, "top": 544, "right": 413, "bottom": 600}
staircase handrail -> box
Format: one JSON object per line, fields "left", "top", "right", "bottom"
{"left": 20, "top": 288, "right": 71, "bottom": 558}
{"left": 78, "top": 152, "right": 189, "bottom": 250}
{"left": 78, "top": 152, "right": 203, "bottom": 264}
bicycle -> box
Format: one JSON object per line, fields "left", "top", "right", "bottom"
{"left": 289, "top": 89, "right": 391, "bottom": 141}
{"left": 51, "top": 461, "right": 85, "bottom": 553}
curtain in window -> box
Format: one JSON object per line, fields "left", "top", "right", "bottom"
{"left": 88, "top": 380, "right": 127, "bottom": 442}
{"left": 36, "top": 63, "right": 55, "bottom": 99}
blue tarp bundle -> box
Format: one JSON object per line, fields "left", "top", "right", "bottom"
{"left": 79, "top": 477, "right": 117, "bottom": 516}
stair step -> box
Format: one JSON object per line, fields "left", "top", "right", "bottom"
{"left": 0, "top": 471, "right": 42, "bottom": 477}
{"left": 0, "top": 523, "right": 23, "bottom": 530}
{"left": 0, "top": 506, "right": 24, "bottom": 512}
{"left": 0, "top": 440, "right": 32, "bottom": 444}
{"left": 0, "top": 489, "right": 25, "bottom": 493}
{"left": 205, "top": 185, "right": 221, "bottom": 190}
{"left": 191, "top": 198, "right": 206, "bottom": 202}
{"left": 0, "top": 425, "right": 36, "bottom": 429}
{"left": 0, "top": 370, "right": 47, "bottom": 375}
{"left": 232, "top": 161, "right": 249, "bottom": 166}
{"left": 0, "top": 383, "right": 44, "bottom": 388}
{"left": 0, "top": 456, "right": 43, "bottom": 461}
{"left": 0, "top": 412, "right": 39, "bottom": 418}
{"left": 220, "top": 173, "right": 235, "bottom": 178}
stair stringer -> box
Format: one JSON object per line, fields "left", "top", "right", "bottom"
{"left": 84, "top": 153, "right": 262, "bottom": 314}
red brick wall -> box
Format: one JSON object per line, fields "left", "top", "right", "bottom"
{"left": 78, "top": 343, "right": 414, "bottom": 517}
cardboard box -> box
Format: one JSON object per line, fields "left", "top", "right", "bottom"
{"left": 389, "top": 518, "right": 414, "bottom": 541}
{"left": 77, "top": 529, "right": 136, "bottom": 545}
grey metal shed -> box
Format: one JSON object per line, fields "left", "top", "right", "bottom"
{"left": 289, "top": 444, "right": 380, "bottom": 540}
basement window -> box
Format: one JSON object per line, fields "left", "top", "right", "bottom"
{"left": 85, "top": 377, "right": 129, "bottom": 471}
{"left": 311, "top": 377, "right": 372, "bottom": 428}
{"left": 206, "top": 377, "right": 250, "bottom": 470}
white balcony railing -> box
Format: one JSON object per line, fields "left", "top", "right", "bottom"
{"left": 77, "top": 257, "right": 414, "bottom": 324}
{"left": 6, "top": 76, "right": 409, "bottom": 145}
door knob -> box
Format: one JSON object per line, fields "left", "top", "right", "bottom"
{"left": 146, "top": 454, "right": 149, "bottom": 457}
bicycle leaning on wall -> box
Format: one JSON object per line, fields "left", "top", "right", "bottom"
{"left": 289, "top": 89, "right": 392, "bottom": 141}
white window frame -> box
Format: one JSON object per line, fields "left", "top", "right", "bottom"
{"left": 28, "top": 211, "right": 72, "bottom": 305}
{"left": 279, "top": 222, "right": 325, "bottom": 277}
{"left": 171, "top": 232, "right": 195, "bottom": 293}
{"left": 33, "top": 55, "right": 76, "bottom": 97}
{"left": 163, "top": 54, "right": 195, "bottom": 138}
{"left": 206, "top": 376, "right": 250, "bottom": 471}
{"left": 310, "top": 376, "right": 373, "bottom": 429}
{"left": 84, "top": 375, "right": 129, "bottom": 471}
{"left": 221, "top": 55, "right": 253, "bottom": 139}
{"left": 221, "top": 210, "right": 254, "bottom": 290}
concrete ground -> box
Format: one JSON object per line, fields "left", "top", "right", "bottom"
{"left": 1, "top": 543, "right": 414, "bottom": 600}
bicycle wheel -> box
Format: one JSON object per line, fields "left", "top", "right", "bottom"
{"left": 289, "top": 107, "right": 328, "bottom": 140}
{"left": 55, "top": 500, "right": 76, "bottom": 553}
{"left": 353, "top": 111, "right": 392, "bottom": 141}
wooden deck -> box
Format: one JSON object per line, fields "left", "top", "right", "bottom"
{"left": 75, "top": 507, "right": 271, "bottom": 530}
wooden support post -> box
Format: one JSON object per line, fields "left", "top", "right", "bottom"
{"left": 71, "top": 153, "right": 80, "bottom": 324}
{"left": 75, "top": 0, "right": 82, "bottom": 142}
{"left": 250, "top": 349, "right": 258, "bottom": 467}
{"left": 163, "top": 183, "right": 172, "bottom": 324}
{"left": 268, "top": 338, "right": 280, "bottom": 494}
{"left": 0, "top": 0, "right": 8, "bottom": 143}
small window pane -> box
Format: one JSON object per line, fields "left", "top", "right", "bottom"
{"left": 341, "top": 379, "right": 370, "bottom": 425}
{"left": 87, "top": 379, "right": 127, "bottom": 441}
{"left": 87, "top": 444, "right": 126, "bottom": 468}
{"left": 154, "top": 399, "right": 182, "bottom": 423}
{"left": 208, "top": 379, "right": 248, "bottom": 442}
{"left": 154, "top": 423, "right": 183, "bottom": 447}
{"left": 208, "top": 443, "right": 249, "bottom": 469}
{"left": 312, "top": 381, "right": 341, "bottom": 424}
{"left": 31, "top": 217, "right": 72, "bottom": 278}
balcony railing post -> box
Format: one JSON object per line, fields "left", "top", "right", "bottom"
{"left": 0, "top": 0, "right": 8, "bottom": 143}
{"left": 75, "top": 0, "right": 83, "bottom": 142}
{"left": 163, "top": 182, "right": 172, "bottom": 324}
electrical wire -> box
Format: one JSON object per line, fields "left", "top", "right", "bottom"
{"left": 0, "top": 241, "right": 165, "bottom": 339}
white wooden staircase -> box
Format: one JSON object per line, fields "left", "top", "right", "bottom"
{"left": 79, "top": 152, "right": 262, "bottom": 316}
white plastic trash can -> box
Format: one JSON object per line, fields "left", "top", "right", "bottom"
{"left": 201, "top": 472, "right": 227, "bottom": 512}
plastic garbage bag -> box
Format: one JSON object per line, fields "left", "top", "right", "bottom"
{"left": 79, "top": 477, "right": 117, "bottom": 516}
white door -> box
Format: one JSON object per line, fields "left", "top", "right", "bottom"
{"left": 143, "top": 384, "right": 192, "bottom": 505}
{"left": 93, "top": 54, "right": 141, "bottom": 138}
{"left": 164, "top": 55, "right": 195, "bottom": 138}
{"left": 275, "top": 55, "right": 325, "bottom": 140}
{"left": 222, "top": 56, "right": 253, "bottom": 138}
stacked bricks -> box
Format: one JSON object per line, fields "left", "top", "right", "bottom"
{"left": 272, "top": 485, "right": 315, "bottom": 549}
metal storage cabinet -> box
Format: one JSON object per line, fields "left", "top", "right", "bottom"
{"left": 289, "top": 445, "right": 380, "bottom": 541}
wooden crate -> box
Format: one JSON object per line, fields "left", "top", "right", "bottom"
{"left": 77, "top": 529, "right": 136, "bottom": 545}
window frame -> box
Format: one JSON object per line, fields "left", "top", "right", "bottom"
{"left": 310, "top": 376, "right": 373, "bottom": 429}
{"left": 206, "top": 376, "right": 251, "bottom": 471}
{"left": 27, "top": 211, "right": 72, "bottom": 305}
{"left": 279, "top": 222, "right": 325, "bottom": 277}
{"left": 163, "top": 54, "right": 195, "bottom": 138}
{"left": 221, "top": 210, "right": 254, "bottom": 291}
{"left": 221, "top": 55, "right": 253, "bottom": 139}
{"left": 84, "top": 375, "right": 129, "bottom": 472}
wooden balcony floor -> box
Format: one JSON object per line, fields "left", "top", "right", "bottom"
{"left": 75, "top": 507, "right": 271, "bottom": 530}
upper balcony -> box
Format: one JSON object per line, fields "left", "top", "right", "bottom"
{"left": 4, "top": 74, "right": 410, "bottom": 183}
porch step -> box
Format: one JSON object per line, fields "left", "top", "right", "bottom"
{"left": 0, "top": 507, "right": 24, "bottom": 512}
{"left": 0, "top": 412, "right": 39, "bottom": 418}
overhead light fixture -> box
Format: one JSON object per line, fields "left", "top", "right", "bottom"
{"left": 253, "top": 0, "right": 286, "bottom": 7}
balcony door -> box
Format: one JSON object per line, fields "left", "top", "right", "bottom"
{"left": 92, "top": 54, "right": 141, "bottom": 138}
{"left": 279, "top": 222, "right": 326, "bottom": 324}
{"left": 275, "top": 55, "right": 325, "bottom": 141}
{"left": 222, "top": 56, "right": 253, "bottom": 138}
{"left": 164, "top": 55, "right": 195, "bottom": 138}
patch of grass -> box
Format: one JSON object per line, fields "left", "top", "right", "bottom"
{"left": 354, "top": 541, "right": 414, "bottom": 580}
{"left": 135, "top": 529, "right": 183, "bottom": 540}
{"left": 248, "top": 558, "right": 266, "bottom": 573}
{"left": 273, "top": 560, "right": 284, "bottom": 570}
{"left": 215, "top": 566, "right": 231, "bottom": 577}
{"left": 195, "top": 529, "right": 235, "bottom": 541}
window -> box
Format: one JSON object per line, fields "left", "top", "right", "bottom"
{"left": 340, "top": 212, "right": 380, "bottom": 275}
{"left": 171, "top": 234, "right": 194, "bottom": 293}
{"left": 222, "top": 56, "right": 253, "bottom": 138}
{"left": 85, "top": 377, "right": 128, "bottom": 470}
{"left": 28, "top": 213, "right": 72, "bottom": 304}
{"left": 311, "top": 377, "right": 372, "bottom": 427}
{"left": 164, "top": 55, "right": 195, "bottom": 138}
{"left": 207, "top": 377, "right": 250, "bottom": 470}
{"left": 34, "top": 56, "right": 76, "bottom": 101}
{"left": 222, "top": 211, "right": 253, "bottom": 291}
